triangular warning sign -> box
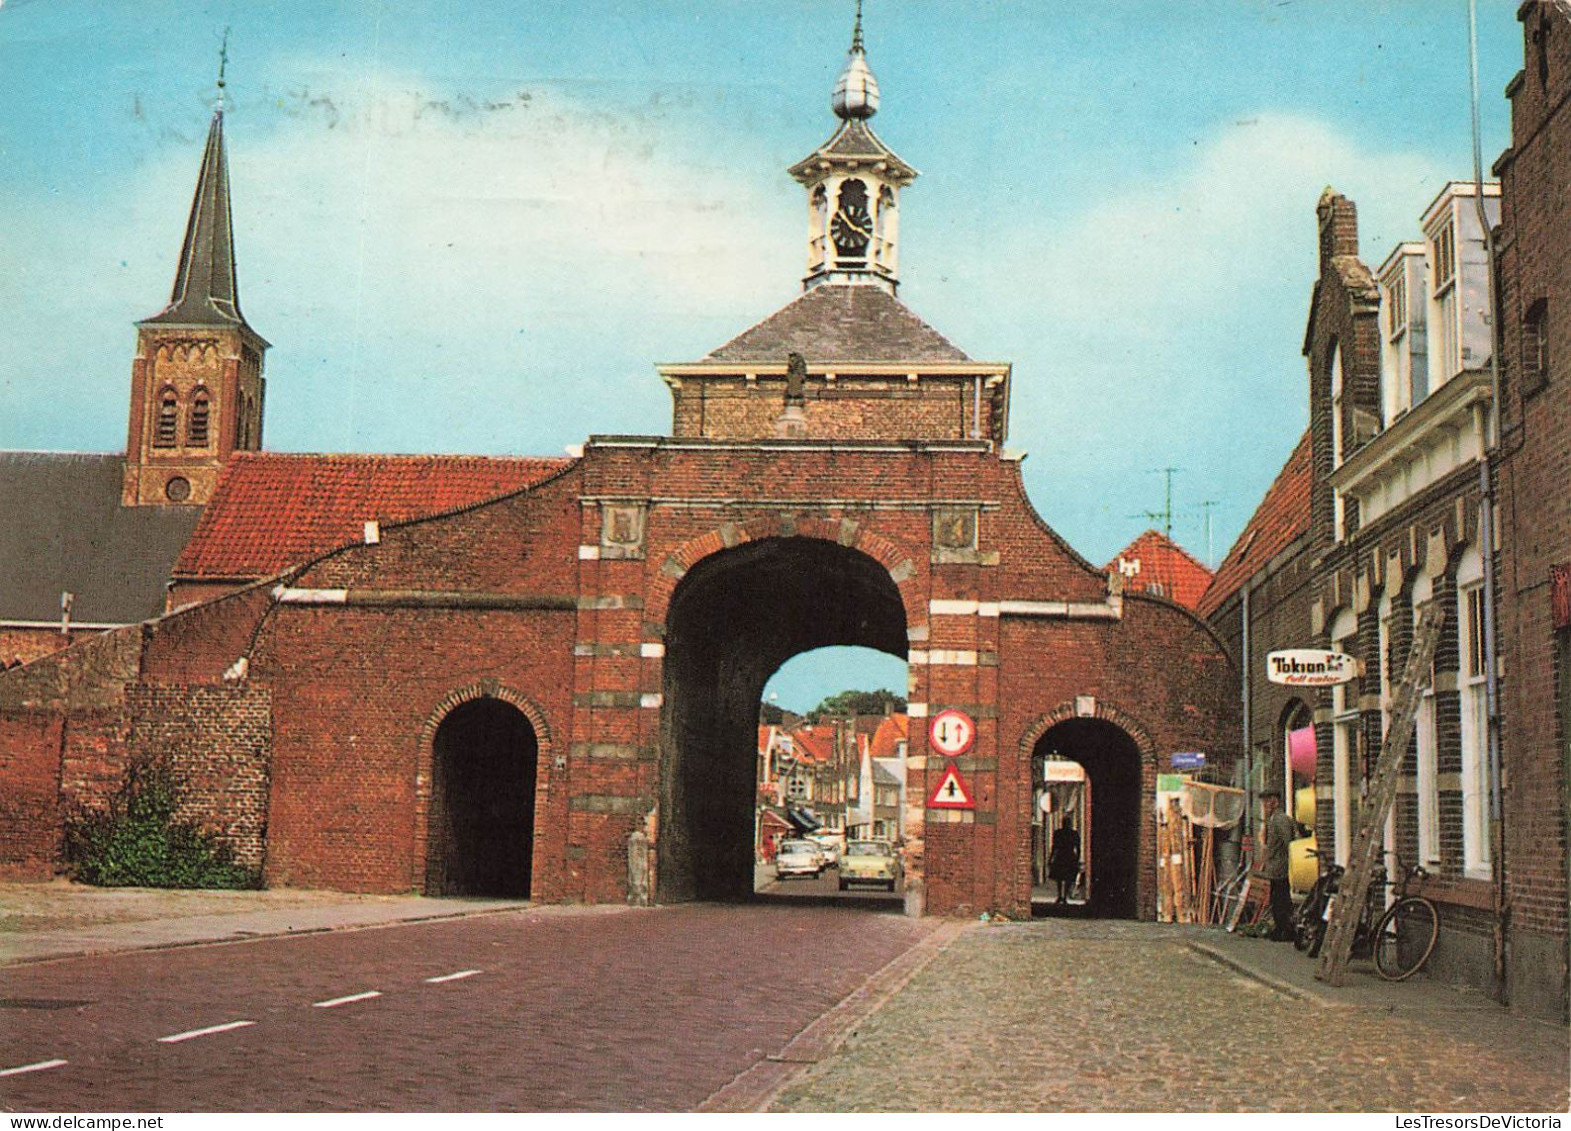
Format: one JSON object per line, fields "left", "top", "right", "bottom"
{"left": 926, "top": 761, "right": 975, "bottom": 810}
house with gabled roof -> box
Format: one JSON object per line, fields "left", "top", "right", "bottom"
{"left": 1107, "top": 530, "right": 1214, "bottom": 612}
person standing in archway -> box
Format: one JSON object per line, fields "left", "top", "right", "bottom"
{"left": 1260, "top": 790, "right": 1296, "bottom": 941}
{"left": 1047, "top": 818, "right": 1081, "bottom": 904}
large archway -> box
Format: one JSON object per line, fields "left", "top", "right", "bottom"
{"left": 425, "top": 698, "right": 539, "bottom": 897}
{"left": 1031, "top": 719, "right": 1143, "bottom": 918}
{"left": 660, "top": 537, "right": 908, "bottom": 902}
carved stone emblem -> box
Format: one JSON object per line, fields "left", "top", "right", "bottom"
{"left": 932, "top": 507, "right": 977, "bottom": 551}
{"left": 601, "top": 504, "right": 647, "bottom": 559}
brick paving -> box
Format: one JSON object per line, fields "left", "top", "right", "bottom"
{"left": 770, "top": 919, "right": 1571, "bottom": 1113}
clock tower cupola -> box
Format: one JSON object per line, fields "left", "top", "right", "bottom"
{"left": 788, "top": 1, "right": 916, "bottom": 294}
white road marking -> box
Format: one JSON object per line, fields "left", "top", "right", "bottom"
{"left": 0, "top": 1058, "right": 69, "bottom": 1077}
{"left": 312, "top": 990, "right": 382, "bottom": 1009}
{"left": 157, "top": 1020, "right": 257, "bottom": 1044}
{"left": 424, "top": 969, "right": 481, "bottom": 984}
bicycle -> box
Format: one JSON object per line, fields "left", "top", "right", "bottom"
{"left": 1369, "top": 859, "right": 1440, "bottom": 981}
{"left": 1295, "top": 851, "right": 1440, "bottom": 980}
{"left": 1292, "top": 848, "right": 1340, "bottom": 956}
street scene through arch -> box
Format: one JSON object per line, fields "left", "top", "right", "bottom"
{"left": 659, "top": 537, "right": 908, "bottom": 904}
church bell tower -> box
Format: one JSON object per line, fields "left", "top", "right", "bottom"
{"left": 122, "top": 60, "right": 267, "bottom": 508}
{"left": 788, "top": 1, "right": 917, "bottom": 294}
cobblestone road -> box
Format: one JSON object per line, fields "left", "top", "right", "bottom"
{"left": 772, "top": 919, "right": 1570, "bottom": 1113}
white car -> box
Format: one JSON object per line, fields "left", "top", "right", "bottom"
{"left": 807, "top": 832, "right": 844, "bottom": 866}
{"left": 775, "top": 839, "right": 826, "bottom": 879}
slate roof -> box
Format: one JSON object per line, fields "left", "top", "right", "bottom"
{"left": 787, "top": 119, "right": 917, "bottom": 184}
{"left": 1196, "top": 432, "right": 1313, "bottom": 619}
{"left": 701, "top": 284, "right": 969, "bottom": 364}
{"left": 173, "top": 452, "right": 573, "bottom": 581}
{"left": 1105, "top": 530, "right": 1214, "bottom": 611}
{"left": 141, "top": 109, "right": 256, "bottom": 334}
{"left": 0, "top": 453, "right": 203, "bottom": 625}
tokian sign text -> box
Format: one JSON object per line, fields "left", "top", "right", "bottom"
{"left": 1266, "top": 649, "right": 1357, "bottom": 687}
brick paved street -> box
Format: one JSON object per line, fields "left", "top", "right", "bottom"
{"left": 1, "top": 902, "right": 933, "bottom": 1112}
{"left": 771, "top": 919, "right": 1571, "bottom": 1112}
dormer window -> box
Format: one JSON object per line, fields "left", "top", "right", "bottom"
{"left": 1431, "top": 221, "right": 1456, "bottom": 293}
{"left": 1387, "top": 274, "right": 1406, "bottom": 339}
{"left": 154, "top": 389, "right": 179, "bottom": 448}
{"left": 187, "top": 390, "right": 211, "bottom": 446}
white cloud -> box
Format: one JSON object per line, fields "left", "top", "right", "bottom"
{"left": 914, "top": 112, "right": 1454, "bottom": 562}
{"left": 1, "top": 70, "right": 804, "bottom": 453}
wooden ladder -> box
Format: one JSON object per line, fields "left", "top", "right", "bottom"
{"left": 1315, "top": 600, "right": 1444, "bottom": 986}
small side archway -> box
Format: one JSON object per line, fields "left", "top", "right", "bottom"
{"left": 1022, "top": 703, "right": 1154, "bottom": 919}
{"left": 418, "top": 685, "right": 549, "bottom": 898}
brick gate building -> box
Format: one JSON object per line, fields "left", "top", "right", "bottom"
{"left": 0, "top": 19, "right": 1238, "bottom": 918}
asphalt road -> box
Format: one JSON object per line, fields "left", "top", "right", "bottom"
{"left": 0, "top": 902, "right": 935, "bottom": 1113}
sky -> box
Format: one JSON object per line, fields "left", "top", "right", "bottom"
{"left": 0, "top": 1, "right": 1524, "bottom": 712}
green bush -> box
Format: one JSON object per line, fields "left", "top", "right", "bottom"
{"left": 64, "top": 762, "right": 259, "bottom": 889}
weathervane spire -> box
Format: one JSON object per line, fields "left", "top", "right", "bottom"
{"left": 215, "top": 27, "right": 229, "bottom": 112}
{"left": 832, "top": 0, "right": 879, "bottom": 120}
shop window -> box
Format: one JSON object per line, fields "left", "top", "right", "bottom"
{"left": 1412, "top": 574, "right": 1439, "bottom": 867}
{"left": 1457, "top": 546, "right": 1491, "bottom": 879}
{"left": 1330, "top": 608, "right": 1358, "bottom": 865}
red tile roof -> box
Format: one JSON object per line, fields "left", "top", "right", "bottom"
{"left": 790, "top": 727, "right": 835, "bottom": 765}
{"left": 1105, "top": 530, "right": 1214, "bottom": 610}
{"left": 174, "top": 452, "right": 573, "bottom": 580}
{"left": 1196, "top": 432, "right": 1313, "bottom": 618}
{"left": 869, "top": 714, "right": 909, "bottom": 761}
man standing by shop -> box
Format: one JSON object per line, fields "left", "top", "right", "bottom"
{"left": 1260, "top": 789, "right": 1296, "bottom": 941}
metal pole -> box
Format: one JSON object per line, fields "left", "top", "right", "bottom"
{"left": 1467, "top": 0, "right": 1508, "bottom": 992}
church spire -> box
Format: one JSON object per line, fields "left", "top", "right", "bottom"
{"left": 142, "top": 40, "right": 251, "bottom": 332}
{"left": 788, "top": 1, "right": 915, "bottom": 294}
{"left": 123, "top": 42, "right": 267, "bottom": 509}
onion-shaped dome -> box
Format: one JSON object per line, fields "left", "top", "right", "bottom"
{"left": 832, "top": 50, "right": 880, "bottom": 120}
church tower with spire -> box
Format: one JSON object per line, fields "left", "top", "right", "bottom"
{"left": 122, "top": 60, "right": 267, "bottom": 508}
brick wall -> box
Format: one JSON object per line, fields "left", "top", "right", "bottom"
{"left": 125, "top": 683, "right": 272, "bottom": 869}
{"left": 0, "top": 628, "right": 143, "bottom": 878}
{"left": 669, "top": 375, "right": 1001, "bottom": 442}
{"left": 1492, "top": 0, "right": 1571, "bottom": 1018}
{"left": 0, "top": 626, "right": 102, "bottom": 669}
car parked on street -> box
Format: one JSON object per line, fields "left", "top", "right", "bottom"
{"left": 838, "top": 840, "right": 900, "bottom": 891}
{"left": 775, "top": 838, "right": 827, "bottom": 879}
{"left": 807, "top": 830, "right": 845, "bottom": 866}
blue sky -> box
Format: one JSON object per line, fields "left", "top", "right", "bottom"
{"left": 0, "top": 1, "right": 1523, "bottom": 711}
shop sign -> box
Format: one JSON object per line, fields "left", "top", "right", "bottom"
{"left": 1266, "top": 649, "right": 1357, "bottom": 686}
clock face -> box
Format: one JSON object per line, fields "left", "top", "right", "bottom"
{"left": 831, "top": 201, "right": 871, "bottom": 255}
